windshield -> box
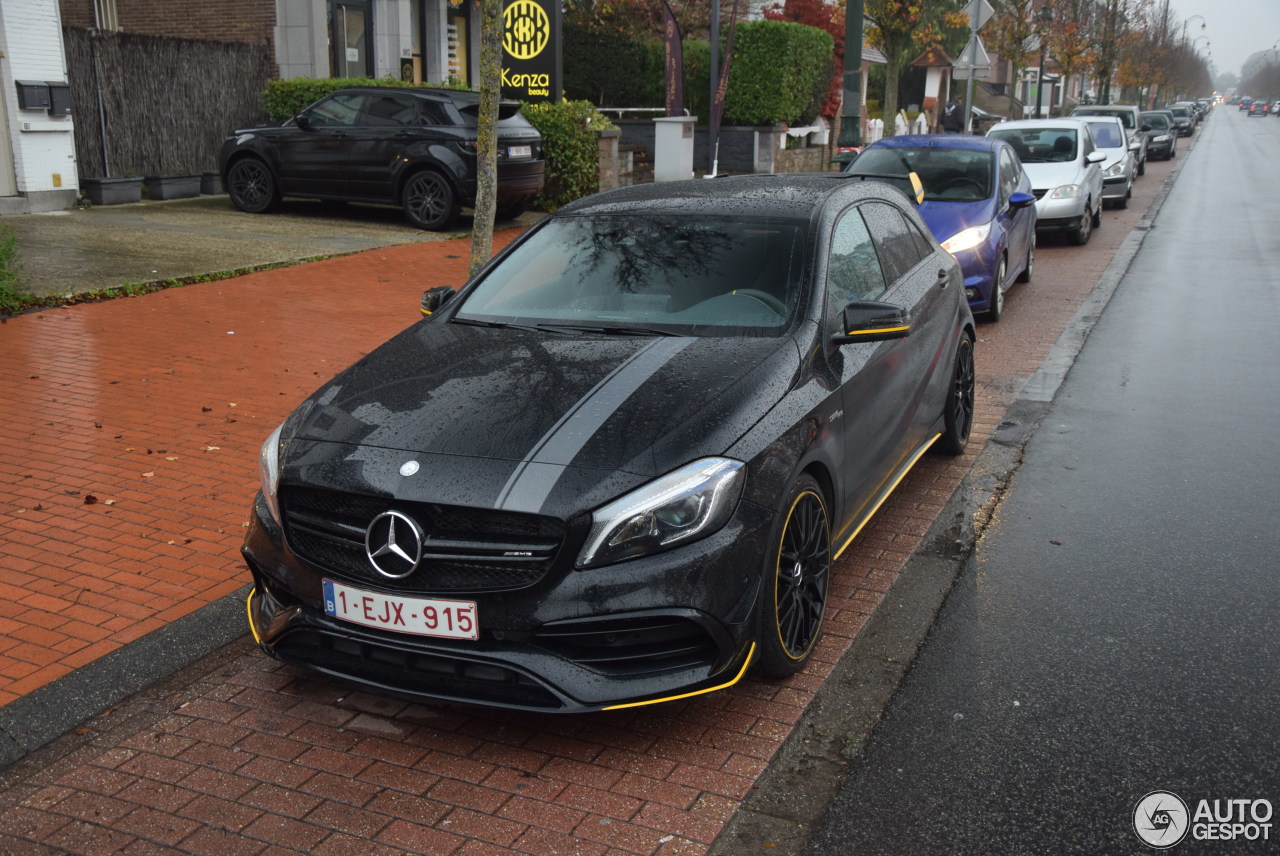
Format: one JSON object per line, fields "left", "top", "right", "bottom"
{"left": 1074, "top": 108, "right": 1134, "bottom": 129}
{"left": 989, "top": 128, "right": 1078, "bottom": 163}
{"left": 455, "top": 215, "right": 808, "bottom": 335}
{"left": 849, "top": 146, "right": 993, "bottom": 202}
{"left": 1084, "top": 122, "right": 1124, "bottom": 148}
{"left": 1141, "top": 113, "right": 1171, "bottom": 130}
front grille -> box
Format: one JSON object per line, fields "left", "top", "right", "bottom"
{"left": 275, "top": 629, "right": 563, "bottom": 709}
{"left": 534, "top": 615, "right": 718, "bottom": 676}
{"left": 281, "top": 486, "right": 565, "bottom": 592}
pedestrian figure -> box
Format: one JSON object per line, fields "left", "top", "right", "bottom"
{"left": 941, "top": 98, "right": 964, "bottom": 134}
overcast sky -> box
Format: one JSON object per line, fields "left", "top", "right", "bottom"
{"left": 1167, "top": 0, "right": 1280, "bottom": 81}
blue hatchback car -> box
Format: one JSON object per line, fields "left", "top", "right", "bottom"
{"left": 845, "top": 135, "right": 1037, "bottom": 320}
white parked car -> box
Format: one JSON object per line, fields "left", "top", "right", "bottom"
{"left": 986, "top": 118, "right": 1106, "bottom": 246}
{"left": 1073, "top": 115, "right": 1135, "bottom": 209}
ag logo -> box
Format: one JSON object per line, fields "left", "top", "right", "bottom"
{"left": 503, "top": 0, "right": 549, "bottom": 60}
{"left": 1134, "top": 791, "right": 1190, "bottom": 849}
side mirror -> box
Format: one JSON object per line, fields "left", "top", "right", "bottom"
{"left": 1086, "top": 150, "right": 1107, "bottom": 164}
{"left": 833, "top": 301, "right": 911, "bottom": 345}
{"left": 421, "top": 286, "right": 456, "bottom": 316}
{"left": 1009, "top": 191, "right": 1036, "bottom": 210}
{"left": 1140, "top": 124, "right": 1151, "bottom": 132}
{"left": 294, "top": 113, "right": 312, "bottom": 131}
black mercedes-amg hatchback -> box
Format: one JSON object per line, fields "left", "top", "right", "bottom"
{"left": 242, "top": 174, "right": 976, "bottom": 712}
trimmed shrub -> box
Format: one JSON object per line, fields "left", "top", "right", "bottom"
{"left": 0, "top": 223, "right": 21, "bottom": 316}
{"left": 563, "top": 20, "right": 663, "bottom": 107}
{"left": 520, "top": 100, "right": 616, "bottom": 209}
{"left": 723, "top": 20, "right": 833, "bottom": 126}
{"left": 262, "top": 77, "right": 470, "bottom": 122}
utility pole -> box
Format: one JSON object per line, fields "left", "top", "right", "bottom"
{"left": 837, "top": 0, "right": 864, "bottom": 155}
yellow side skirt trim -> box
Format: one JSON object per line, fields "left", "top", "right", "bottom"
{"left": 600, "top": 643, "right": 756, "bottom": 711}
{"left": 833, "top": 433, "right": 941, "bottom": 561}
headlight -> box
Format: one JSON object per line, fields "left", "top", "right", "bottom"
{"left": 1105, "top": 162, "right": 1126, "bottom": 178}
{"left": 940, "top": 221, "right": 992, "bottom": 254}
{"left": 1049, "top": 184, "right": 1083, "bottom": 200}
{"left": 258, "top": 423, "right": 284, "bottom": 526}
{"left": 1154, "top": 134, "right": 1171, "bottom": 142}
{"left": 577, "top": 458, "right": 745, "bottom": 568}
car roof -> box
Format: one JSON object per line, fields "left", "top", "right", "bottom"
{"left": 557, "top": 174, "right": 905, "bottom": 220}
{"left": 332, "top": 86, "right": 491, "bottom": 106}
{"left": 864, "top": 134, "right": 1005, "bottom": 154}
{"left": 988, "top": 117, "right": 1093, "bottom": 132}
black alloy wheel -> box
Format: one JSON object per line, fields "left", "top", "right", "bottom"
{"left": 937, "top": 332, "right": 975, "bottom": 456}
{"left": 226, "top": 158, "right": 277, "bottom": 214}
{"left": 756, "top": 475, "right": 830, "bottom": 678}
{"left": 403, "top": 170, "right": 458, "bottom": 231}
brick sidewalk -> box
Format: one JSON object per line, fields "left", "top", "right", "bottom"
{"left": 0, "top": 233, "right": 516, "bottom": 706}
{"left": 0, "top": 160, "right": 1168, "bottom": 853}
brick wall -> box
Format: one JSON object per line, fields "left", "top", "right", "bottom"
{"left": 58, "top": 0, "right": 276, "bottom": 44}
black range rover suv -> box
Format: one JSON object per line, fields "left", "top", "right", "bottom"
{"left": 219, "top": 86, "right": 544, "bottom": 230}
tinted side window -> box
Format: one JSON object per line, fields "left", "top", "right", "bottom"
{"left": 363, "top": 95, "right": 418, "bottom": 127}
{"left": 307, "top": 94, "right": 364, "bottom": 127}
{"left": 417, "top": 99, "right": 452, "bottom": 125}
{"left": 861, "top": 202, "right": 927, "bottom": 284}
{"left": 827, "top": 207, "right": 887, "bottom": 313}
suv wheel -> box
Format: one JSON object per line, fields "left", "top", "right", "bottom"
{"left": 403, "top": 170, "right": 459, "bottom": 231}
{"left": 227, "top": 158, "right": 278, "bottom": 214}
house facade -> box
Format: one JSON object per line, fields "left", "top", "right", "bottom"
{"left": 0, "top": 0, "right": 79, "bottom": 213}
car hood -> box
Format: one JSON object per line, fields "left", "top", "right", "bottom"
{"left": 1021, "top": 161, "right": 1087, "bottom": 191}
{"left": 916, "top": 198, "right": 998, "bottom": 244}
{"left": 281, "top": 321, "right": 800, "bottom": 514}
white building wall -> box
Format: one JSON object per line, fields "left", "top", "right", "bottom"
{"left": 0, "top": 0, "right": 78, "bottom": 210}
{"left": 275, "top": 0, "right": 329, "bottom": 79}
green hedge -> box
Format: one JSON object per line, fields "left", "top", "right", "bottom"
{"left": 0, "top": 223, "right": 19, "bottom": 316}
{"left": 723, "top": 20, "right": 833, "bottom": 126}
{"left": 520, "top": 100, "right": 616, "bottom": 209}
{"left": 262, "top": 76, "right": 471, "bottom": 122}
{"left": 563, "top": 20, "right": 663, "bottom": 107}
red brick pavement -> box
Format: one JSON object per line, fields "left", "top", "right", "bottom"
{"left": 0, "top": 157, "right": 1174, "bottom": 855}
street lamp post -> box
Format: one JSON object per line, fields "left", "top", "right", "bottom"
{"left": 1181, "top": 14, "right": 1205, "bottom": 45}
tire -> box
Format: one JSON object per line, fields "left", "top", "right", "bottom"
{"left": 986, "top": 257, "right": 1006, "bottom": 322}
{"left": 937, "top": 332, "right": 975, "bottom": 457}
{"left": 402, "top": 170, "right": 458, "bottom": 231}
{"left": 226, "top": 158, "right": 278, "bottom": 214}
{"left": 755, "top": 474, "right": 830, "bottom": 678}
{"left": 1116, "top": 186, "right": 1129, "bottom": 209}
{"left": 1016, "top": 233, "right": 1035, "bottom": 284}
{"left": 1068, "top": 206, "right": 1092, "bottom": 245}
{"left": 1091, "top": 197, "right": 1102, "bottom": 228}
{"left": 1137, "top": 156, "right": 1146, "bottom": 176}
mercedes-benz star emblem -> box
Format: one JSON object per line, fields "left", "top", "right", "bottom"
{"left": 365, "top": 510, "right": 425, "bottom": 579}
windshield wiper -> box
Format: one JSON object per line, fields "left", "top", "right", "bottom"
{"left": 533, "top": 323, "right": 682, "bottom": 337}
{"left": 450, "top": 317, "right": 571, "bottom": 334}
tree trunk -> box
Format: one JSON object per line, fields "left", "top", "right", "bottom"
{"left": 882, "top": 54, "right": 902, "bottom": 136}
{"left": 468, "top": 0, "right": 503, "bottom": 278}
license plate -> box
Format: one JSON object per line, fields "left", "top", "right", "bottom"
{"left": 508, "top": 144, "right": 532, "bottom": 159}
{"left": 323, "top": 579, "right": 478, "bottom": 640}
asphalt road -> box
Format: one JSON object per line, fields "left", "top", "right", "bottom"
{"left": 806, "top": 109, "right": 1280, "bottom": 853}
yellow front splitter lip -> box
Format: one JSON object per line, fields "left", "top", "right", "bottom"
{"left": 599, "top": 642, "right": 756, "bottom": 711}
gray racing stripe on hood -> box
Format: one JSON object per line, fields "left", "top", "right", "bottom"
{"left": 496, "top": 337, "right": 693, "bottom": 513}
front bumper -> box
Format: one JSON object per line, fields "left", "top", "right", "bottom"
{"left": 1033, "top": 194, "right": 1088, "bottom": 232}
{"left": 1102, "top": 175, "right": 1130, "bottom": 200}
{"left": 241, "top": 492, "right": 771, "bottom": 712}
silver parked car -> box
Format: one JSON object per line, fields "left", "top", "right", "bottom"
{"left": 1074, "top": 115, "right": 1135, "bottom": 209}
{"left": 1070, "top": 104, "right": 1148, "bottom": 176}
{"left": 987, "top": 118, "right": 1105, "bottom": 246}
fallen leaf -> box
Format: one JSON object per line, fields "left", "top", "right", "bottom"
{"left": 84, "top": 495, "right": 98, "bottom": 505}
{"left": 165, "top": 456, "right": 179, "bottom": 461}
{"left": 104, "top": 499, "right": 116, "bottom": 506}
{"left": 141, "top": 471, "right": 155, "bottom": 479}
{"left": 201, "top": 406, "right": 213, "bottom": 413}
{"left": 1050, "top": 540, "right": 1063, "bottom": 546}
{"left": 204, "top": 446, "right": 221, "bottom": 452}
{"left": 228, "top": 402, "right": 238, "bottom": 407}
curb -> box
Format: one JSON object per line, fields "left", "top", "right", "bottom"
{"left": 707, "top": 122, "right": 1199, "bottom": 855}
